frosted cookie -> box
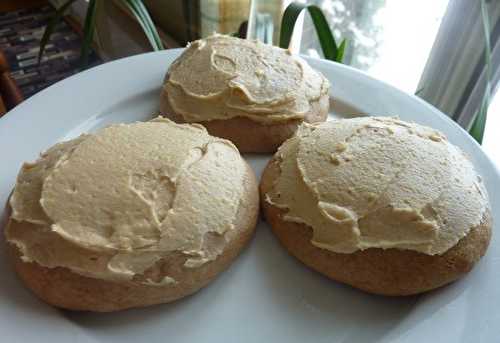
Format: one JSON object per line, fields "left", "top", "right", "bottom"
{"left": 260, "top": 117, "right": 492, "bottom": 295}
{"left": 160, "top": 34, "right": 330, "bottom": 153}
{"left": 5, "top": 118, "right": 259, "bottom": 311}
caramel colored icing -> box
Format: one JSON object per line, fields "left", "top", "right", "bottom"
{"left": 6, "top": 118, "right": 248, "bottom": 283}
{"left": 266, "top": 117, "right": 490, "bottom": 255}
{"left": 163, "top": 34, "right": 330, "bottom": 124}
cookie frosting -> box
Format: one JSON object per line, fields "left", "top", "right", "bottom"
{"left": 162, "top": 34, "right": 330, "bottom": 124}
{"left": 265, "top": 117, "right": 490, "bottom": 255}
{"left": 6, "top": 118, "right": 247, "bottom": 283}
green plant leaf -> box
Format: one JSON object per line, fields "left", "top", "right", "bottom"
{"left": 79, "top": 0, "right": 98, "bottom": 69}
{"left": 133, "top": 0, "right": 163, "bottom": 49}
{"left": 468, "top": 0, "right": 491, "bottom": 144}
{"left": 279, "top": 2, "right": 345, "bottom": 63}
{"left": 469, "top": 87, "right": 490, "bottom": 144}
{"left": 38, "top": 0, "right": 77, "bottom": 65}
{"left": 121, "top": 0, "right": 163, "bottom": 50}
{"left": 121, "top": 0, "right": 155, "bottom": 47}
{"left": 415, "top": 87, "right": 425, "bottom": 96}
{"left": 336, "top": 39, "right": 346, "bottom": 63}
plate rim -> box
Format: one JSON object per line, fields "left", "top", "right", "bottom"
{"left": 0, "top": 48, "right": 498, "bottom": 342}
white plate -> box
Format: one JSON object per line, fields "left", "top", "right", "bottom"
{"left": 0, "top": 49, "right": 499, "bottom": 343}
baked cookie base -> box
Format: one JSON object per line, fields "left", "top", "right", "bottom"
{"left": 159, "top": 90, "right": 329, "bottom": 153}
{"left": 260, "top": 157, "right": 492, "bottom": 296}
{"left": 6, "top": 163, "right": 259, "bottom": 312}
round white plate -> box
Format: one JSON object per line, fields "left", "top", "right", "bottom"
{"left": 0, "top": 49, "right": 499, "bottom": 343}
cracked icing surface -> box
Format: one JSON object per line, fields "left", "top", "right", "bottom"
{"left": 162, "top": 34, "right": 330, "bottom": 124}
{"left": 265, "top": 117, "right": 490, "bottom": 255}
{"left": 6, "top": 118, "right": 247, "bottom": 282}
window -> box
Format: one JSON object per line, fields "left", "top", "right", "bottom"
{"left": 300, "top": 0, "right": 449, "bottom": 94}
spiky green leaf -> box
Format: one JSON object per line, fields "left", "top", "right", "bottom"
{"left": 279, "top": 2, "right": 345, "bottom": 63}
{"left": 468, "top": 0, "right": 491, "bottom": 144}
{"left": 79, "top": 0, "right": 98, "bottom": 69}
{"left": 38, "top": 0, "right": 77, "bottom": 65}
{"left": 336, "top": 39, "right": 347, "bottom": 63}
{"left": 121, "top": 0, "right": 163, "bottom": 51}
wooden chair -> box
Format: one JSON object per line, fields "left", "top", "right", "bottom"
{"left": 0, "top": 50, "right": 24, "bottom": 117}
